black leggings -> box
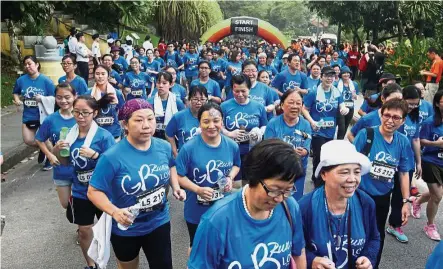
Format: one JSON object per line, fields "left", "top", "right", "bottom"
{"left": 369, "top": 191, "right": 392, "bottom": 269}
{"left": 388, "top": 170, "right": 414, "bottom": 228}
{"left": 311, "top": 136, "right": 333, "bottom": 188}
{"left": 337, "top": 108, "right": 354, "bottom": 140}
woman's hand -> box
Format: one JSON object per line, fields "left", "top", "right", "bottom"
{"left": 112, "top": 208, "right": 133, "bottom": 226}
{"left": 79, "top": 146, "right": 97, "bottom": 159}
{"left": 34, "top": 94, "right": 42, "bottom": 102}
{"left": 13, "top": 99, "right": 23, "bottom": 106}
{"left": 312, "top": 257, "right": 336, "bottom": 269}
{"left": 173, "top": 188, "right": 186, "bottom": 201}
{"left": 196, "top": 186, "right": 214, "bottom": 201}
{"left": 295, "top": 147, "right": 308, "bottom": 157}
{"left": 47, "top": 153, "right": 60, "bottom": 166}
{"left": 54, "top": 140, "right": 70, "bottom": 152}
{"left": 310, "top": 121, "right": 320, "bottom": 132}
{"left": 356, "top": 256, "right": 372, "bottom": 269}
{"left": 228, "top": 129, "right": 247, "bottom": 140}
{"left": 401, "top": 203, "right": 410, "bottom": 226}
{"left": 108, "top": 77, "right": 117, "bottom": 85}
{"left": 415, "top": 163, "right": 422, "bottom": 179}
{"left": 224, "top": 176, "right": 233, "bottom": 192}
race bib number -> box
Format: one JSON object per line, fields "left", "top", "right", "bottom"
{"left": 197, "top": 188, "right": 224, "bottom": 206}
{"left": 156, "top": 123, "right": 166, "bottom": 131}
{"left": 131, "top": 89, "right": 143, "bottom": 96}
{"left": 77, "top": 170, "right": 94, "bottom": 184}
{"left": 369, "top": 160, "right": 396, "bottom": 182}
{"left": 344, "top": 101, "right": 354, "bottom": 108}
{"left": 136, "top": 186, "right": 166, "bottom": 212}
{"left": 438, "top": 152, "right": 443, "bottom": 159}
{"left": 96, "top": 117, "right": 114, "bottom": 125}
{"left": 24, "top": 99, "right": 38, "bottom": 107}
{"left": 318, "top": 117, "right": 335, "bottom": 128}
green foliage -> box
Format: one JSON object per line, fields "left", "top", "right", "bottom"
{"left": 157, "top": 0, "right": 223, "bottom": 41}
{"left": 1, "top": 1, "right": 54, "bottom": 35}
{"left": 385, "top": 38, "right": 431, "bottom": 84}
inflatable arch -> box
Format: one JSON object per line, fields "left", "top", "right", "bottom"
{"left": 200, "top": 16, "right": 288, "bottom": 49}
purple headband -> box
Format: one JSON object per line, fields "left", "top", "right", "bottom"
{"left": 118, "top": 99, "right": 153, "bottom": 121}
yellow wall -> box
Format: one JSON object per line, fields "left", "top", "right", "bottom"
{"left": 1, "top": 33, "right": 35, "bottom": 56}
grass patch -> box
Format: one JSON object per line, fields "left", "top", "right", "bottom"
{"left": 121, "top": 29, "right": 160, "bottom": 47}
{"left": 1, "top": 71, "right": 16, "bottom": 107}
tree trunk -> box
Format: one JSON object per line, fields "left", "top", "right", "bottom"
{"left": 337, "top": 21, "right": 342, "bottom": 46}
{"left": 395, "top": 1, "right": 404, "bottom": 42}
{"left": 6, "top": 20, "right": 20, "bottom": 68}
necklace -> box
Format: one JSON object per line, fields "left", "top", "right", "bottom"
{"left": 242, "top": 185, "right": 273, "bottom": 219}
{"left": 324, "top": 191, "right": 349, "bottom": 248}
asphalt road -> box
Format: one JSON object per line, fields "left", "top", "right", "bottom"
{"left": 1, "top": 152, "right": 441, "bottom": 269}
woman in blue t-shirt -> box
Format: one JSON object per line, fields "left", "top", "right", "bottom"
{"left": 165, "top": 85, "right": 208, "bottom": 157}
{"left": 58, "top": 55, "right": 88, "bottom": 96}
{"left": 412, "top": 91, "right": 443, "bottom": 241}
{"left": 176, "top": 102, "right": 241, "bottom": 255}
{"left": 88, "top": 99, "right": 186, "bottom": 269}
{"left": 101, "top": 54, "right": 124, "bottom": 90}
{"left": 123, "top": 57, "right": 153, "bottom": 100}
{"left": 13, "top": 55, "right": 56, "bottom": 169}
{"left": 53, "top": 95, "right": 116, "bottom": 269}
{"left": 264, "top": 89, "right": 311, "bottom": 200}
{"left": 36, "top": 83, "right": 76, "bottom": 209}
{"left": 299, "top": 140, "right": 379, "bottom": 269}
{"left": 190, "top": 61, "right": 222, "bottom": 104}
{"left": 224, "top": 50, "right": 243, "bottom": 99}
{"left": 188, "top": 139, "right": 306, "bottom": 269}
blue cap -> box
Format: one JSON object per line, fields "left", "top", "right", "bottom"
{"left": 340, "top": 66, "right": 352, "bottom": 76}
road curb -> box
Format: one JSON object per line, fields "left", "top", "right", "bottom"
{"left": 1, "top": 144, "right": 36, "bottom": 173}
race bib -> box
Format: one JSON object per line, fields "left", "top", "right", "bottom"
{"left": 96, "top": 117, "right": 114, "bottom": 125}
{"left": 369, "top": 160, "right": 396, "bottom": 182}
{"left": 318, "top": 117, "right": 335, "bottom": 128}
{"left": 438, "top": 152, "right": 443, "bottom": 159}
{"left": 156, "top": 123, "right": 166, "bottom": 131}
{"left": 344, "top": 101, "right": 354, "bottom": 108}
{"left": 136, "top": 186, "right": 166, "bottom": 212}
{"left": 24, "top": 99, "right": 38, "bottom": 107}
{"left": 131, "top": 89, "right": 143, "bottom": 96}
{"left": 197, "top": 188, "right": 224, "bottom": 206}
{"left": 77, "top": 170, "right": 94, "bottom": 184}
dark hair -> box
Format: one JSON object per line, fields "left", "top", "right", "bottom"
{"left": 145, "top": 35, "right": 151, "bottom": 41}
{"left": 310, "top": 63, "right": 321, "bottom": 70}
{"left": 287, "top": 54, "right": 300, "bottom": 63}
{"left": 242, "top": 59, "right": 257, "bottom": 71}
{"left": 167, "top": 42, "right": 175, "bottom": 47}
{"left": 93, "top": 64, "right": 110, "bottom": 76}
{"left": 402, "top": 85, "right": 420, "bottom": 123}
{"left": 189, "top": 85, "right": 208, "bottom": 100}
{"left": 374, "top": 83, "right": 402, "bottom": 107}
{"left": 75, "top": 32, "right": 83, "bottom": 40}
{"left": 92, "top": 34, "right": 99, "bottom": 40}
{"left": 267, "top": 53, "right": 274, "bottom": 59}
{"left": 243, "top": 139, "right": 304, "bottom": 187}
{"left": 432, "top": 90, "right": 443, "bottom": 126}
{"left": 198, "top": 60, "right": 210, "bottom": 69}
{"left": 280, "top": 88, "right": 303, "bottom": 104}
{"left": 257, "top": 70, "right": 269, "bottom": 80}
{"left": 230, "top": 50, "right": 240, "bottom": 62}
{"left": 126, "top": 39, "right": 132, "bottom": 46}
{"left": 55, "top": 82, "right": 76, "bottom": 96}
{"left": 69, "top": 27, "right": 77, "bottom": 36}
{"left": 217, "top": 49, "right": 224, "bottom": 56}
{"left": 73, "top": 95, "right": 112, "bottom": 112}
{"left": 23, "top": 55, "right": 41, "bottom": 71}
{"left": 197, "top": 102, "right": 223, "bottom": 121}
{"left": 380, "top": 99, "right": 409, "bottom": 119}
{"left": 157, "top": 71, "right": 173, "bottom": 84}
{"left": 231, "top": 74, "right": 251, "bottom": 89}
{"left": 102, "top": 54, "right": 113, "bottom": 62}
{"left": 62, "top": 54, "right": 77, "bottom": 65}
{"left": 428, "top": 47, "right": 438, "bottom": 54}
{"left": 129, "top": 57, "right": 140, "bottom": 63}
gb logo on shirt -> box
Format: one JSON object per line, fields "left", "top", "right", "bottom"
{"left": 121, "top": 164, "right": 170, "bottom": 195}
{"left": 226, "top": 112, "right": 249, "bottom": 130}
{"left": 23, "top": 86, "right": 43, "bottom": 99}
{"left": 283, "top": 81, "right": 300, "bottom": 92}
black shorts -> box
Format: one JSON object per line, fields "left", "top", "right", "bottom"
{"left": 422, "top": 161, "right": 443, "bottom": 185}
{"left": 186, "top": 221, "right": 199, "bottom": 247}
{"left": 66, "top": 197, "right": 102, "bottom": 226}
{"left": 25, "top": 120, "right": 40, "bottom": 130}
{"left": 110, "top": 222, "right": 172, "bottom": 268}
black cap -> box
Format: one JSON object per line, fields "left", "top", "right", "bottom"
{"left": 378, "top": 72, "right": 401, "bottom": 84}
{"left": 321, "top": 66, "right": 336, "bottom": 76}
{"left": 92, "top": 34, "right": 99, "bottom": 40}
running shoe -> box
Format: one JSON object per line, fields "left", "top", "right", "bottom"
{"left": 410, "top": 186, "right": 421, "bottom": 197}
{"left": 411, "top": 196, "right": 421, "bottom": 219}
{"left": 37, "top": 150, "right": 46, "bottom": 164}
{"left": 42, "top": 159, "right": 52, "bottom": 171}
{"left": 386, "top": 226, "right": 408, "bottom": 243}
{"left": 424, "top": 224, "right": 441, "bottom": 241}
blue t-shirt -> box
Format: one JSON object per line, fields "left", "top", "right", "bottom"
{"left": 188, "top": 190, "right": 305, "bottom": 269}
{"left": 138, "top": 56, "right": 148, "bottom": 72}
{"left": 306, "top": 76, "right": 320, "bottom": 92}
{"left": 258, "top": 64, "right": 278, "bottom": 80}
{"left": 150, "top": 84, "right": 187, "bottom": 104}
{"left": 164, "top": 51, "right": 183, "bottom": 68}
{"left": 90, "top": 137, "right": 174, "bottom": 236}
{"left": 114, "top": 56, "right": 128, "bottom": 74}
{"left": 334, "top": 80, "right": 359, "bottom": 109}
{"left": 84, "top": 89, "right": 125, "bottom": 137}
{"left": 360, "top": 94, "right": 380, "bottom": 114}
{"left": 426, "top": 241, "right": 443, "bottom": 269}
{"left": 13, "top": 74, "right": 55, "bottom": 123}
{"left": 351, "top": 109, "right": 381, "bottom": 136}
{"left": 224, "top": 61, "right": 243, "bottom": 88}
{"left": 109, "top": 70, "right": 123, "bottom": 89}
{"left": 191, "top": 78, "right": 221, "bottom": 98}
{"left": 143, "top": 59, "right": 161, "bottom": 86}
{"left": 165, "top": 108, "right": 200, "bottom": 149}
{"left": 304, "top": 87, "right": 344, "bottom": 138}
{"left": 210, "top": 58, "right": 227, "bottom": 82}
{"left": 221, "top": 99, "right": 268, "bottom": 155}
{"left": 123, "top": 71, "right": 152, "bottom": 100}
{"left": 330, "top": 58, "right": 345, "bottom": 67}
{"left": 419, "top": 100, "right": 434, "bottom": 124}
{"left": 35, "top": 111, "right": 76, "bottom": 180}
{"left": 183, "top": 52, "right": 200, "bottom": 78}
{"left": 154, "top": 57, "right": 166, "bottom": 68}
{"left": 420, "top": 116, "right": 443, "bottom": 167}
{"left": 353, "top": 127, "right": 412, "bottom": 196}
{"left": 299, "top": 187, "right": 367, "bottom": 269}
{"left": 398, "top": 115, "right": 420, "bottom": 168}
{"left": 58, "top": 75, "right": 88, "bottom": 96}
{"left": 176, "top": 135, "right": 241, "bottom": 224}
{"left": 271, "top": 69, "right": 308, "bottom": 94}
{"left": 70, "top": 127, "right": 115, "bottom": 200}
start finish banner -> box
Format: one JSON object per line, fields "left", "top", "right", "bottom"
{"left": 230, "top": 17, "right": 259, "bottom": 35}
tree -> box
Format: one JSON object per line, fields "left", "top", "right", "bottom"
{"left": 156, "top": 0, "right": 223, "bottom": 41}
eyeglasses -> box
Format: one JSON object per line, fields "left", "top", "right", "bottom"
{"left": 382, "top": 113, "right": 403, "bottom": 122}
{"left": 61, "top": 63, "right": 74, "bottom": 66}
{"left": 259, "top": 180, "right": 294, "bottom": 198}
{"left": 190, "top": 98, "right": 208, "bottom": 103}
{"left": 73, "top": 110, "right": 94, "bottom": 117}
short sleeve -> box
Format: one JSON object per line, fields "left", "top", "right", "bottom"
{"left": 45, "top": 78, "right": 56, "bottom": 96}
{"left": 303, "top": 90, "right": 315, "bottom": 110}
{"left": 353, "top": 128, "right": 368, "bottom": 152}
{"left": 177, "top": 100, "right": 186, "bottom": 111}
{"left": 420, "top": 122, "right": 432, "bottom": 140}
{"left": 114, "top": 72, "right": 123, "bottom": 85}
{"left": 289, "top": 200, "right": 306, "bottom": 256}
{"left": 351, "top": 117, "right": 366, "bottom": 136}
{"left": 90, "top": 155, "right": 115, "bottom": 195}
{"left": 360, "top": 101, "right": 369, "bottom": 112}
{"left": 300, "top": 74, "right": 308, "bottom": 90}
{"left": 188, "top": 220, "right": 223, "bottom": 269}
{"left": 165, "top": 114, "right": 178, "bottom": 138}
{"left": 123, "top": 74, "right": 130, "bottom": 87}
{"left": 116, "top": 91, "right": 125, "bottom": 109}
{"left": 101, "top": 133, "right": 116, "bottom": 153}
{"left": 77, "top": 78, "right": 89, "bottom": 96}
{"left": 175, "top": 146, "right": 189, "bottom": 176}
{"left": 259, "top": 105, "right": 268, "bottom": 127}
{"left": 271, "top": 73, "right": 282, "bottom": 89}
{"left": 212, "top": 82, "right": 221, "bottom": 98}
{"left": 263, "top": 122, "right": 277, "bottom": 139}
{"left": 35, "top": 117, "right": 51, "bottom": 142}
{"left": 233, "top": 143, "right": 241, "bottom": 167}
{"left": 399, "top": 138, "right": 413, "bottom": 172}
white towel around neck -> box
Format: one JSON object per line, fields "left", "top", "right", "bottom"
{"left": 315, "top": 84, "right": 341, "bottom": 103}
{"left": 336, "top": 79, "right": 355, "bottom": 94}
{"left": 38, "top": 96, "right": 55, "bottom": 124}
{"left": 91, "top": 83, "right": 118, "bottom": 104}
{"left": 65, "top": 121, "right": 99, "bottom": 147}
{"left": 154, "top": 92, "right": 178, "bottom": 126}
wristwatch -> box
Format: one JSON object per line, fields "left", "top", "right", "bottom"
{"left": 402, "top": 197, "right": 412, "bottom": 204}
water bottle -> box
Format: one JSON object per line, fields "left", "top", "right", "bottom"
{"left": 216, "top": 171, "right": 229, "bottom": 194}
{"left": 59, "top": 127, "right": 70, "bottom": 157}
{"left": 117, "top": 206, "right": 140, "bottom": 231}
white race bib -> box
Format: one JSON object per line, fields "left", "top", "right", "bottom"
{"left": 318, "top": 120, "right": 334, "bottom": 128}
{"left": 156, "top": 123, "right": 166, "bottom": 131}
{"left": 344, "top": 101, "right": 354, "bottom": 107}
{"left": 136, "top": 186, "right": 166, "bottom": 212}
{"left": 438, "top": 152, "right": 443, "bottom": 159}
{"left": 131, "top": 89, "right": 143, "bottom": 96}
{"left": 369, "top": 160, "right": 396, "bottom": 182}
{"left": 77, "top": 170, "right": 94, "bottom": 184}
{"left": 24, "top": 99, "right": 38, "bottom": 107}
{"left": 96, "top": 117, "right": 114, "bottom": 125}
{"left": 197, "top": 188, "right": 224, "bottom": 205}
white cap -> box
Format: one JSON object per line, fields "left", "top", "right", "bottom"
{"left": 282, "top": 54, "right": 289, "bottom": 59}
{"left": 258, "top": 52, "right": 267, "bottom": 58}
{"left": 314, "top": 140, "right": 371, "bottom": 178}
{"left": 107, "top": 38, "right": 115, "bottom": 44}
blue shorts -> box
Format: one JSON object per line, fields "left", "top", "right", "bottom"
{"left": 53, "top": 178, "right": 72, "bottom": 187}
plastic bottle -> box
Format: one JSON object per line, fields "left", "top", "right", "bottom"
{"left": 117, "top": 206, "right": 140, "bottom": 231}
{"left": 216, "top": 171, "right": 228, "bottom": 193}
{"left": 59, "top": 127, "right": 70, "bottom": 157}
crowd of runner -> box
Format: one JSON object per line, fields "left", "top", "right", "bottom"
{"left": 10, "top": 29, "right": 443, "bottom": 269}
